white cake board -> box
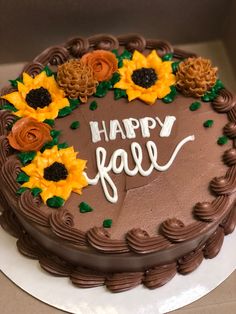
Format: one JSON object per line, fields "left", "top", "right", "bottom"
{"left": 0, "top": 226, "right": 235, "bottom": 314}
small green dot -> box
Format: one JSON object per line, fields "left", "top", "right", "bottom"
{"left": 217, "top": 136, "right": 228, "bottom": 145}
{"left": 70, "top": 121, "right": 80, "bottom": 129}
{"left": 103, "top": 219, "right": 112, "bottom": 228}
{"left": 89, "top": 101, "right": 98, "bottom": 111}
{"left": 79, "top": 202, "right": 93, "bottom": 213}
{"left": 189, "top": 101, "right": 201, "bottom": 111}
{"left": 203, "top": 120, "right": 214, "bottom": 128}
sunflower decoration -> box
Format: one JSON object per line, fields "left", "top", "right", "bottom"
{"left": 20, "top": 145, "right": 88, "bottom": 208}
{"left": 1, "top": 71, "right": 69, "bottom": 122}
{"left": 114, "top": 50, "right": 176, "bottom": 105}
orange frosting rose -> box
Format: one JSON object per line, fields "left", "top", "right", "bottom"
{"left": 7, "top": 117, "right": 52, "bottom": 152}
{"left": 81, "top": 50, "right": 118, "bottom": 81}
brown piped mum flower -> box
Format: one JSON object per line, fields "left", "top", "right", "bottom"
{"left": 57, "top": 60, "right": 98, "bottom": 103}
{"left": 176, "top": 57, "right": 218, "bottom": 97}
{"left": 81, "top": 50, "right": 118, "bottom": 81}
{"left": 7, "top": 117, "right": 52, "bottom": 152}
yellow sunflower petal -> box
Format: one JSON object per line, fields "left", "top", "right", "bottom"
{"left": 126, "top": 89, "right": 142, "bottom": 101}
{"left": 1, "top": 91, "right": 25, "bottom": 109}
{"left": 55, "top": 185, "right": 72, "bottom": 200}
{"left": 139, "top": 92, "right": 158, "bottom": 105}
{"left": 114, "top": 79, "right": 130, "bottom": 90}
{"left": 22, "top": 72, "right": 34, "bottom": 86}
{"left": 41, "top": 188, "right": 55, "bottom": 203}
{"left": 17, "top": 81, "right": 29, "bottom": 96}
{"left": 132, "top": 50, "right": 147, "bottom": 67}
{"left": 33, "top": 71, "right": 47, "bottom": 86}
{"left": 146, "top": 50, "right": 162, "bottom": 67}
{"left": 155, "top": 85, "right": 172, "bottom": 99}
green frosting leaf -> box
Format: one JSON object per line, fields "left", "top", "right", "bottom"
{"left": 79, "top": 202, "right": 93, "bottom": 213}
{"left": 203, "top": 120, "right": 214, "bottom": 128}
{"left": 43, "top": 65, "right": 54, "bottom": 77}
{"left": 217, "top": 136, "right": 228, "bottom": 145}
{"left": 58, "top": 106, "right": 72, "bottom": 117}
{"left": 162, "top": 53, "right": 173, "bottom": 61}
{"left": 2, "top": 104, "right": 18, "bottom": 112}
{"left": 89, "top": 101, "right": 98, "bottom": 111}
{"left": 162, "top": 95, "right": 174, "bottom": 104}
{"left": 110, "top": 72, "right": 120, "bottom": 86}
{"left": 120, "top": 49, "right": 132, "bottom": 60}
{"left": 114, "top": 88, "right": 127, "bottom": 100}
{"left": 70, "top": 121, "right": 80, "bottom": 130}
{"left": 189, "top": 101, "right": 201, "bottom": 111}
{"left": 202, "top": 79, "right": 224, "bottom": 102}
{"left": 50, "top": 129, "right": 61, "bottom": 139}
{"left": 46, "top": 196, "right": 65, "bottom": 208}
{"left": 171, "top": 61, "right": 180, "bottom": 73}
{"left": 43, "top": 119, "right": 55, "bottom": 127}
{"left": 58, "top": 142, "right": 69, "bottom": 149}
{"left": 18, "top": 151, "right": 36, "bottom": 165}
{"left": 103, "top": 219, "right": 112, "bottom": 228}
{"left": 16, "top": 187, "right": 28, "bottom": 195}
{"left": 41, "top": 137, "right": 59, "bottom": 151}
{"left": 16, "top": 172, "right": 29, "bottom": 183}
{"left": 69, "top": 98, "right": 80, "bottom": 110}
{"left": 9, "top": 77, "right": 23, "bottom": 88}
{"left": 111, "top": 49, "right": 119, "bottom": 57}
{"left": 31, "top": 187, "right": 42, "bottom": 197}
{"left": 115, "top": 49, "right": 132, "bottom": 68}
{"left": 95, "top": 84, "right": 108, "bottom": 98}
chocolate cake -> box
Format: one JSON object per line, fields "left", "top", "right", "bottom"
{"left": 0, "top": 34, "right": 235, "bottom": 293}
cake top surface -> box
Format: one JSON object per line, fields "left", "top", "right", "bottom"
{"left": 0, "top": 34, "right": 235, "bottom": 255}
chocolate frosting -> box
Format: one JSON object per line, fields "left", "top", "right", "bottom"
{"left": 126, "top": 228, "right": 171, "bottom": 254}
{"left": 49, "top": 209, "right": 86, "bottom": 246}
{"left": 143, "top": 263, "right": 176, "bottom": 289}
{"left": 194, "top": 196, "right": 229, "bottom": 222}
{"left": 160, "top": 219, "right": 207, "bottom": 242}
{"left": 1, "top": 34, "right": 236, "bottom": 292}
{"left": 177, "top": 246, "right": 204, "bottom": 274}
{"left": 18, "top": 190, "right": 49, "bottom": 227}
{"left": 71, "top": 267, "right": 105, "bottom": 288}
{"left": 203, "top": 226, "right": 225, "bottom": 258}
{"left": 87, "top": 227, "right": 129, "bottom": 253}
{"left": 21, "top": 62, "right": 45, "bottom": 78}
{"left": 105, "top": 272, "right": 143, "bottom": 293}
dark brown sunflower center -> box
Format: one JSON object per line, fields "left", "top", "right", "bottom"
{"left": 131, "top": 67, "right": 157, "bottom": 88}
{"left": 25, "top": 87, "right": 52, "bottom": 109}
{"left": 44, "top": 162, "right": 68, "bottom": 182}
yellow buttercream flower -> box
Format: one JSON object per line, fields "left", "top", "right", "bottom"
{"left": 114, "top": 50, "right": 176, "bottom": 105}
{"left": 21, "top": 145, "right": 88, "bottom": 204}
{"left": 1, "top": 71, "right": 69, "bottom": 121}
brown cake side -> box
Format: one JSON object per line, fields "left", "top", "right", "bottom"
{"left": 0, "top": 34, "right": 236, "bottom": 292}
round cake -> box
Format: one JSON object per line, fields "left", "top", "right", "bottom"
{"left": 0, "top": 34, "right": 235, "bottom": 293}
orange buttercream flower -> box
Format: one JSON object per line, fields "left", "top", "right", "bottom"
{"left": 7, "top": 117, "right": 52, "bottom": 152}
{"left": 81, "top": 50, "right": 118, "bottom": 81}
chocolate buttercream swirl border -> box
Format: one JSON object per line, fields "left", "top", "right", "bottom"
{"left": 49, "top": 209, "right": 87, "bottom": 246}
{"left": 0, "top": 35, "right": 236, "bottom": 288}
{"left": 0, "top": 34, "right": 236, "bottom": 255}
{"left": 4, "top": 206, "right": 235, "bottom": 292}
{"left": 18, "top": 190, "right": 49, "bottom": 227}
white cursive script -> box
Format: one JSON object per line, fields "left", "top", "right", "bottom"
{"left": 84, "top": 135, "right": 195, "bottom": 203}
